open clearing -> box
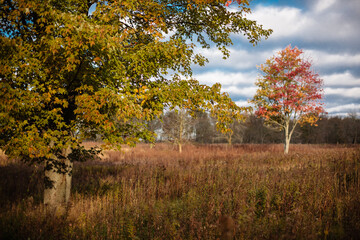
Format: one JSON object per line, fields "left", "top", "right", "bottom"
{"left": 1, "top": 144, "right": 359, "bottom": 239}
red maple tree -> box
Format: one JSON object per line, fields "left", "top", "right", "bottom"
{"left": 251, "top": 45, "right": 325, "bottom": 153}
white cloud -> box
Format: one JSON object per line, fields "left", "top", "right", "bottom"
{"left": 249, "top": 6, "right": 310, "bottom": 40}
{"left": 247, "top": 2, "right": 360, "bottom": 45}
{"left": 313, "top": 0, "right": 336, "bottom": 13}
{"left": 235, "top": 100, "right": 252, "bottom": 107}
{"left": 222, "top": 86, "right": 257, "bottom": 98}
{"left": 194, "top": 70, "right": 257, "bottom": 87}
{"left": 324, "top": 87, "right": 360, "bottom": 98}
{"left": 322, "top": 72, "right": 360, "bottom": 87}
{"left": 307, "top": 50, "right": 360, "bottom": 69}
{"left": 326, "top": 103, "right": 360, "bottom": 114}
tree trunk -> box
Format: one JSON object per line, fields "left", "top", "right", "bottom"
{"left": 227, "top": 133, "right": 232, "bottom": 146}
{"left": 284, "top": 135, "right": 290, "bottom": 154}
{"left": 178, "top": 109, "right": 184, "bottom": 153}
{"left": 44, "top": 157, "right": 73, "bottom": 215}
{"left": 284, "top": 122, "right": 290, "bottom": 154}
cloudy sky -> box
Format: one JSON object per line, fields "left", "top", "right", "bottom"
{"left": 192, "top": 0, "right": 360, "bottom": 116}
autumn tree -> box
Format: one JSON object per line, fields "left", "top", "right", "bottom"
{"left": 250, "top": 45, "right": 325, "bottom": 154}
{"left": 162, "top": 109, "right": 195, "bottom": 152}
{"left": 161, "top": 79, "right": 198, "bottom": 153}
{"left": 162, "top": 79, "right": 246, "bottom": 152}
{"left": 211, "top": 92, "right": 247, "bottom": 145}
{"left": 0, "top": 0, "right": 271, "bottom": 213}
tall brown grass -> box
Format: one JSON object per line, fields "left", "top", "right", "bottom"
{"left": 1, "top": 144, "right": 359, "bottom": 239}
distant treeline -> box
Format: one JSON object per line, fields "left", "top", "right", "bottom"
{"left": 240, "top": 114, "right": 359, "bottom": 145}
{"left": 149, "top": 111, "right": 360, "bottom": 145}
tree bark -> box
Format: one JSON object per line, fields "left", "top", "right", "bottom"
{"left": 284, "top": 121, "right": 290, "bottom": 154}
{"left": 44, "top": 157, "right": 73, "bottom": 215}
{"left": 227, "top": 133, "right": 232, "bottom": 146}
{"left": 284, "top": 135, "right": 290, "bottom": 154}
{"left": 178, "top": 109, "right": 184, "bottom": 153}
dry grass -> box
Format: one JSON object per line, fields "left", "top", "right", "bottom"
{"left": 1, "top": 143, "right": 359, "bottom": 239}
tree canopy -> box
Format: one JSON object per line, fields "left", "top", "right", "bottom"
{"left": 0, "top": 0, "right": 271, "bottom": 211}
{"left": 1, "top": 0, "right": 271, "bottom": 155}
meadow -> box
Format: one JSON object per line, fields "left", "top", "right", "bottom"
{"left": 0, "top": 144, "right": 359, "bottom": 239}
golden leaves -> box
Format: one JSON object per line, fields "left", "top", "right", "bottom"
{"left": 1, "top": 0, "right": 273, "bottom": 160}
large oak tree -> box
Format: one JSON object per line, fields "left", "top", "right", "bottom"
{"left": 0, "top": 0, "right": 271, "bottom": 213}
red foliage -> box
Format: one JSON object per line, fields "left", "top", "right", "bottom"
{"left": 253, "top": 45, "right": 325, "bottom": 126}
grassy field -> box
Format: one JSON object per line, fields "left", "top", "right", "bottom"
{"left": 1, "top": 144, "right": 359, "bottom": 239}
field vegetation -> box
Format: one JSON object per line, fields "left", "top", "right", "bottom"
{"left": 1, "top": 144, "right": 359, "bottom": 239}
